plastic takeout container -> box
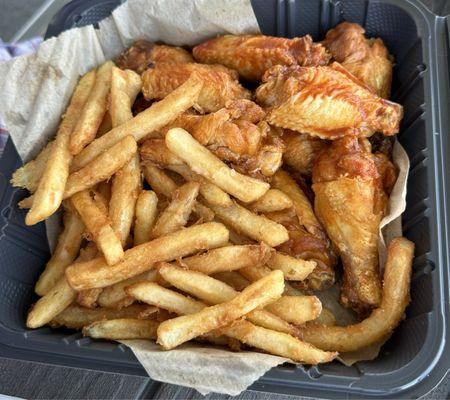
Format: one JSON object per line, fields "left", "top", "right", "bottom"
{"left": 0, "top": 0, "right": 449, "bottom": 398}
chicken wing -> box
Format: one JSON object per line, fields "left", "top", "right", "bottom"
{"left": 323, "top": 22, "right": 393, "bottom": 98}
{"left": 193, "top": 34, "right": 330, "bottom": 81}
{"left": 256, "top": 63, "right": 402, "bottom": 139}
{"left": 282, "top": 130, "right": 328, "bottom": 176}
{"left": 312, "top": 137, "right": 388, "bottom": 314}
{"left": 116, "top": 40, "right": 193, "bottom": 73}
{"left": 141, "top": 62, "right": 251, "bottom": 113}
{"left": 265, "top": 208, "right": 336, "bottom": 291}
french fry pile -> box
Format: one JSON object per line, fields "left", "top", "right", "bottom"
{"left": 12, "top": 29, "right": 415, "bottom": 366}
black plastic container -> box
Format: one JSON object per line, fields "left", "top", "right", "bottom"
{"left": 1, "top": 0, "right": 449, "bottom": 398}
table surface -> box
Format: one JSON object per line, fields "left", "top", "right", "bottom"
{"left": 1, "top": 0, "right": 450, "bottom": 399}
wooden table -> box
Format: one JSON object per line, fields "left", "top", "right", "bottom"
{"left": 1, "top": 0, "right": 449, "bottom": 398}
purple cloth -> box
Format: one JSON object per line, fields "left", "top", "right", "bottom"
{"left": 0, "top": 37, "right": 42, "bottom": 157}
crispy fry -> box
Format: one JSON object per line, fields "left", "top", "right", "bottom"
{"left": 77, "top": 288, "right": 102, "bottom": 309}
{"left": 25, "top": 71, "right": 96, "bottom": 225}
{"left": 158, "top": 263, "right": 298, "bottom": 336}
{"left": 35, "top": 207, "right": 84, "bottom": 296}
{"left": 110, "top": 66, "right": 142, "bottom": 127}
{"left": 165, "top": 128, "right": 270, "bottom": 203}
{"left": 27, "top": 277, "right": 76, "bottom": 328}
{"left": 71, "top": 76, "right": 203, "bottom": 171}
{"left": 192, "top": 202, "right": 215, "bottom": 222}
{"left": 222, "top": 320, "right": 336, "bottom": 364}
{"left": 272, "top": 169, "right": 324, "bottom": 238}
{"left": 51, "top": 304, "right": 156, "bottom": 329}
{"left": 151, "top": 181, "right": 200, "bottom": 238}
{"left": 166, "top": 164, "right": 232, "bottom": 207}
{"left": 11, "top": 140, "right": 54, "bottom": 192}
{"left": 156, "top": 270, "right": 284, "bottom": 349}
{"left": 97, "top": 270, "right": 160, "bottom": 309}
{"left": 70, "top": 62, "right": 113, "bottom": 154}
{"left": 140, "top": 138, "right": 184, "bottom": 167}
{"left": 208, "top": 201, "right": 289, "bottom": 247}
{"left": 265, "top": 295, "right": 322, "bottom": 325}
{"left": 267, "top": 252, "right": 317, "bottom": 281}
{"left": 71, "top": 190, "right": 124, "bottom": 266}
{"left": 65, "top": 222, "right": 229, "bottom": 290}
{"left": 134, "top": 190, "right": 158, "bottom": 245}
{"left": 143, "top": 164, "right": 178, "bottom": 198}
{"left": 64, "top": 136, "right": 137, "bottom": 199}
{"left": 18, "top": 196, "right": 33, "bottom": 209}
{"left": 239, "top": 263, "right": 273, "bottom": 282}
{"left": 298, "top": 238, "right": 414, "bottom": 352}
{"left": 180, "top": 244, "right": 273, "bottom": 275}
{"left": 127, "top": 282, "right": 205, "bottom": 315}
{"left": 212, "top": 271, "right": 250, "bottom": 291}
{"left": 83, "top": 318, "right": 158, "bottom": 339}
{"left": 249, "top": 189, "right": 293, "bottom": 213}
{"left": 109, "top": 154, "right": 142, "bottom": 245}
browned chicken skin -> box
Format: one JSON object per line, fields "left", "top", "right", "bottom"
{"left": 193, "top": 34, "right": 331, "bottom": 81}
{"left": 312, "top": 137, "right": 391, "bottom": 315}
{"left": 116, "top": 40, "right": 194, "bottom": 73}
{"left": 282, "top": 130, "right": 328, "bottom": 176}
{"left": 256, "top": 63, "right": 403, "bottom": 139}
{"left": 141, "top": 62, "right": 251, "bottom": 113}
{"left": 322, "top": 22, "right": 393, "bottom": 98}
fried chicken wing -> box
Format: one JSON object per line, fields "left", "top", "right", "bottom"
{"left": 116, "top": 40, "right": 193, "bottom": 73}
{"left": 256, "top": 63, "right": 402, "bottom": 139}
{"left": 193, "top": 34, "right": 330, "bottom": 81}
{"left": 282, "top": 130, "right": 328, "bottom": 176}
{"left": 323, "top": 22, "right": 393, "bottom": 98}
{"left": 141, "top": 62, "right": 250, "bottom": 113}
{"left": 312, "top": 137, "right": 388, "bottom": 314}
{"left": 142, "top": 100, "right": 284, "bottom": 178}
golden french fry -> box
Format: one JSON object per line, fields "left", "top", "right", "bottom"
{"left": 140, "top": 138, "right": 185, "bottom": 167}
{"left": 18, "top": 196, "right": 33, "bottom": 209}
{"left": 77, "top": 288, "right": 102, "bottom": 309}
{"left": 227, "top": 226, "right": 255, "bottom": 245}
{"left": 209, "top": 201, "right": 289, "bottom": 247}
{"left": 250, "top": 189, "right": 293, "bottom": 213}
{"left": 165, "top": 128, "right": 270, "bottom": 203}
{"left": 51, "top": 304, "right": 157, "bottom": 329}
{"left": 158, "top": 263, "right": 297, "bottom": 336}
{"left": 156, "top": 270, "right": 284, "bottom": 349}
{"left": 192, "top": 202, "right": 215, "bottom": 222}
{"left": 109, "top": 66, "right": 142, "bottom": 127}
{"left": 143, "top": 164, "right": 178, "bottom": 198}
{"left": 11, "top": 140, "right": 54, "bottom": 193}
{"left": 92, "top": 190, "right": 109, "bottom": 215}
{"left": 109, "top": 154, "right": 142, "bottom": 245}
{"left": 151, "top": 181, "right": 200, "bottom": 238}
{"left": 71, "top": 190, "right": 124, "bottom": 266}
{"left": 27, "top": 277, "right": 76, "bottom": 328}
{"left": 212, "top": 271, "right": 250, "bottom": 291}
{"left": 35, "top": 207, "right": 85, "bottom": 296}
{"left": 267, "top": 252, "right": 317, "bottom": 281}
{"left": 134, "top": 190, "right": 159, "bottom": 245}
{"left": 299, "top": 238, "right": 414, "bottom": 352}
{"left": 25, "top": 71, "right": 96, "bottom": 225}
{"left": 180, "top": 244, "right": 273, "bottom": 275}
{"left": 64, "top": 136, "right": 137, "bottom": 199}
{"left": 65, "top": 222, "right": 229, "bottom": 290}
{"left": 127, "top": 282, "right": 205, "bottom": 315}
{"left": 108, "top": 67, "right": 143, "bottom": 245}
{"left": 222, "top": 320, "right": 337, "bottom": 364}
{"left": 97, "top": 270, "right": 160, "bottom": 309}
{"left": 239, "top": 263, "right": 273, "bottom": 282}
{"left": 70, "top": 62, "right": 113, "bottom": 155}
{"left": 272, "top": 170, "right": 324, "bottom": 237}
{"left": 71, "top": 75, "right": 203, "bottom": 171}
{"left": 83, "top": 318, "right": 158, "bottom": 339}
{"left": 265, "top": 295, "right": 322, "bottom": 325}
{"left": 167, "top": 164, "right": 232, "bottom": 208}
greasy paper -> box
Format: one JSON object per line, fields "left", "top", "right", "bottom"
{"left": 0, "top": 0, "right": 409, "bottom": 395}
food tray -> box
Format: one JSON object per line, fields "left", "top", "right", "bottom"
{"left": 0, "top": 0, "right": 449, "bottom": 397}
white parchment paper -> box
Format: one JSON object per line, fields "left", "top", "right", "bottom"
{"left": 0, "top": 0, "right": 410, "bottom": 395}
